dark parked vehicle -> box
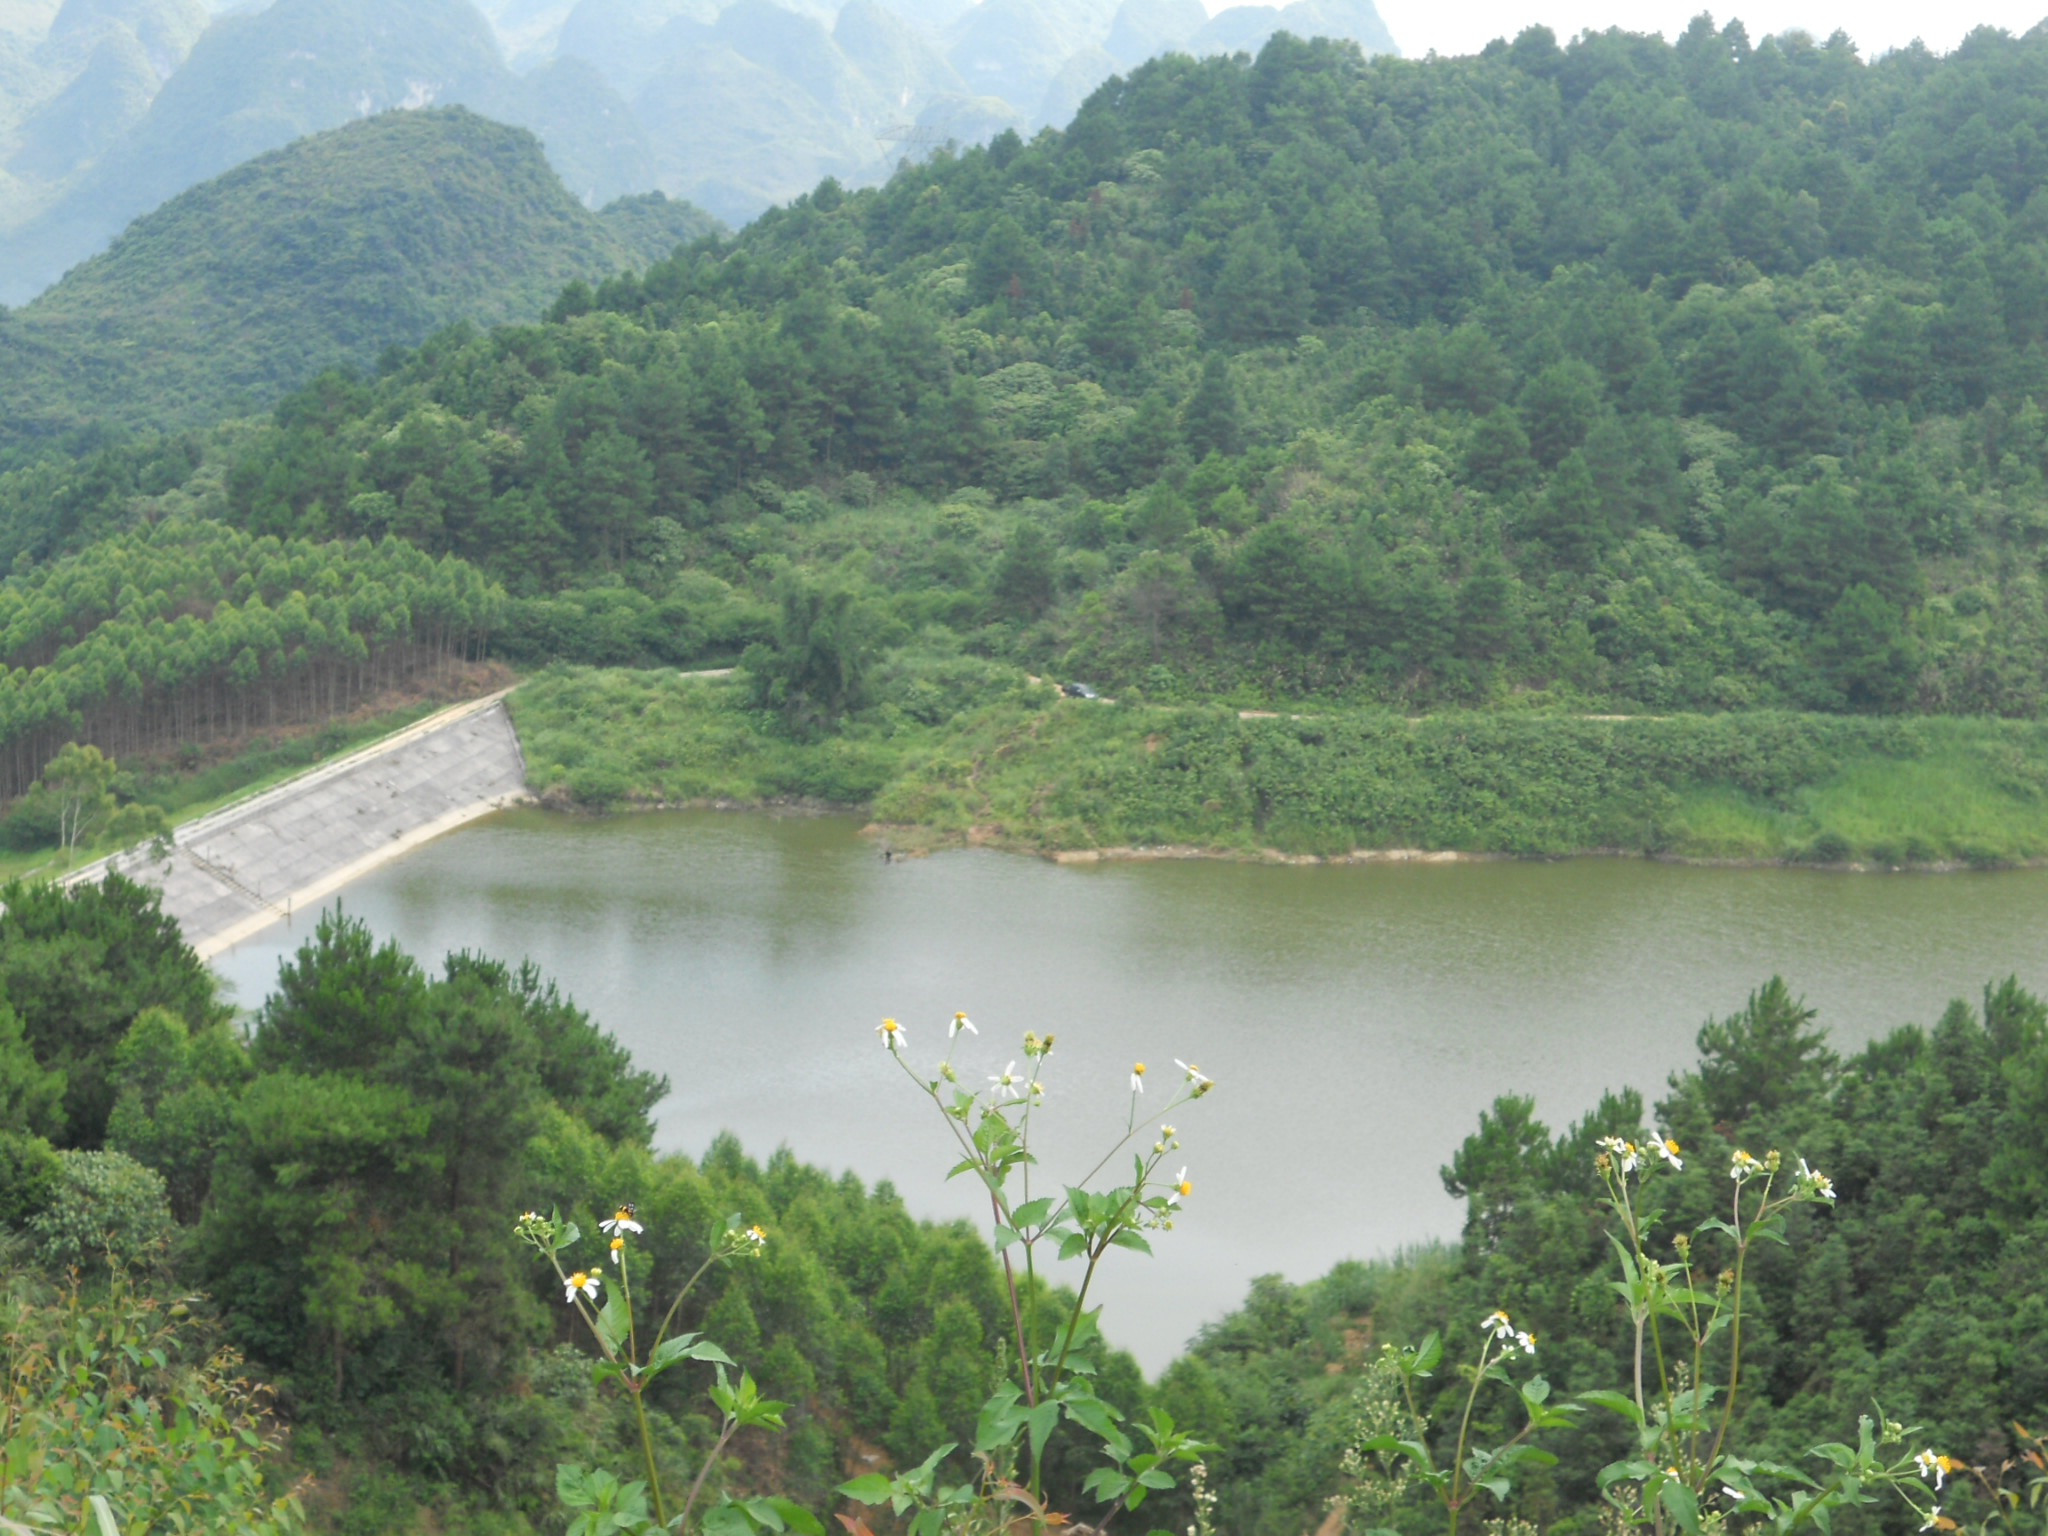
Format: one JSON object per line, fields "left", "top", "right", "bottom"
{"left": 1062, "top": 682, "right": 1100, "bottom": 699}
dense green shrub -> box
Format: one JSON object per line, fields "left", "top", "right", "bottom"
{"left": 29, "top": 1148, "right": 173, "bottom": 1269}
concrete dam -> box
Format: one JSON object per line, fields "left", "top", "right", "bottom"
{"left": 66, "top": 693, "right": 529, "bottom": 960}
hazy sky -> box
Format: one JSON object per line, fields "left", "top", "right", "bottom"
{"left": 1367, "top": 0, "right": 2046, "bottom": 61}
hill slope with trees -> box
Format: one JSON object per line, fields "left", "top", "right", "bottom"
{"left": 114, "top": 19, "right": 2048, "bottom": 718}
{"left": 0, "top": 108, "right": 716, "bottom": 438}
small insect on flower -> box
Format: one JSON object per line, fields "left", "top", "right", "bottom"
{"left": 1655, "top": 1137, "right": 1684, "bottom": 1170}
{"left": 949, "top": 1011, "right": 977, "bottom": 1038}
{"left": 876, "top": 1017, "right": 908, "bottom": 1052}
{"left": 1481, "top": 1309, "right": 1515, "bottom": 1341}
{"left": 609, "top": 1236, "right": 625, "bottom": 1266}
{"left": 1730, "top": 1148, "right": 1763, "bottom": 1181}
{"left": 565, "top": 1271, "right": 601, "bottom": 1303}
{"left": 1131, "top": 1062, "right": 1146, "bottom": 1094}
{"left": 600, "top": 1203, "right": 643, "bottom": 1236}
{"left": 1167, "top": 1167, "right": 1193, "bottom": 1205}
{"left": 990, "top": 1062, "right": 1024, "bottom": 1101}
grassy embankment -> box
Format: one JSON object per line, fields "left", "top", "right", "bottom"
{"left": 509, "top": 666, "right": 2048, "bottom": 867}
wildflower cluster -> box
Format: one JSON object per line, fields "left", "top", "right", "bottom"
{"left": 1481, "top": 1307, "right": 1537, "bottom": 1356}
{"left": 515, "top": 1200, "right": 779, "bottom": 1535}
{"left": 1342, "top": 1120, "right": 1929, "bottom": 1536}
{"left": 846, "top": 1009, "right": 1219, "bottom": 1531}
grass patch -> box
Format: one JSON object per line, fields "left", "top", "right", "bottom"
{"left": 509, "top": 666, "right": 2048, "bottom": 865}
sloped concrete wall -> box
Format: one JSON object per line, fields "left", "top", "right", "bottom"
{"left": 69, "top": 693, "right": 530, "bottom": 959}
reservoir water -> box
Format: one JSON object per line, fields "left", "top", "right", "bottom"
{"left": 210, "top": 809, "right": 2048, "bottom": 1372}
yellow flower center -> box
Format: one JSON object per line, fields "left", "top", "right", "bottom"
{"left": 1133, "top": 1062, "right": 1146, "bottom": 1075}
{"left": 569, "top": 1272, "right": 589, "bottom": 1288}
{"left": 1665, "top": 1139, "right": 1681, "bottom": 1154}
{"left": 610, "top": 1236, "right": 624, "bottom": 1251}
{"left": 1176, "top": 1180, "right": 1192, "bottom": 1196}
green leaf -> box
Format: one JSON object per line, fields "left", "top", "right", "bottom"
{"left": 993, "top": 1225, "right": 1022, "bottom": 1250}
{"left": 1012, "top": 1197, "right": 1053, "bottom": 1227}
{"left": 703, "top": 1501, "right": 756, "bottom": 1536}
{"left": 1024, "top": 1400, "right": 1061, "bottom": 1464}
{"left": 558, "top": 1463, "right": 597, "bottom": 1508}
{"left": 646, "top": 1333, "right": 735, "bottom": 1379}
{"left": 1109, "top": 1228, "right": 1154, "bottom": 1255}
{"left": 1580, "top": 1390, "right": 1645, "bottom": 1425}
{"left": 1659, "top": 1479, "right": 1701, "bottom": 1534}
{"left": 1064, "top": 1391, "right": 1128, "bottom": 1451}
{"left": 595, "top": 1292, "right": 630, "bottom": 1354}
{"left": 89, "top": 1496, "right": 122, "bottom": 1536}
{"left": 837, "top": 1475, "right": 892, "bottom": 1504}
{"left": 762, "top": 1497, "right": 823, "bottom": 1535}
{"left": 1406, "top": 1331, "right": 1443, "bottom": 1375}
{"left": 1599, "top": 1460, "right": 1656, "bottom": 1490}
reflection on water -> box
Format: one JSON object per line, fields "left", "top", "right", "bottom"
{"left": 212, "top": 809, "right": 2048, "bottom": 1371}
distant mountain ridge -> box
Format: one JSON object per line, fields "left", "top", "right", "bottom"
{"left": 0, "top": 0, "right": 1397, "bottom": 300}
{"left": 0, "top": 106, "right": 716, "bottom": 437}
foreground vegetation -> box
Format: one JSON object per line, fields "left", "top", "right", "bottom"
{"left": 0, "top": 876, "right": 2043, "bottom": 1535}
{"left": 511, "top": 665, "right": 2048, "bottom": 866}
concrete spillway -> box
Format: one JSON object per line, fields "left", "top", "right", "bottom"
{"left": 67, "top": 693, "right": 530, "bottom": 959}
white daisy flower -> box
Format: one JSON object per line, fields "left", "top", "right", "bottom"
{"left": 949, "top": 1011, "right": 977, "bottom": 1038}
{"left": 564, "top": 1271, "right": 601, "bottom": 1303}
{"left": 989, "top": 1062, "right": 1024, "bottom": 1101}
{"left": 1797, "top": 1157, "right": 1836, "bottom": 1202}
{"left": 876, "top": 1017, "right": 908, "bottom": 1052}
{"left": 600, "top": 1204, "right": 643, "bottom": 1236}
{"left": 1597, "top": 1136, "right": 1642, "bottom": 1173}
{"left": 1130, "top": 1062, "right": 1146, "bottom": 1094}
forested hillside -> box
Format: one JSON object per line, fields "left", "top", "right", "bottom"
{"left": 0, "top": 522, "right": 502, "bottom": 797}
{"left": 0, "top": 109, "right": 717, "bottom": 438}
{"left": 27, "top": 19, "right": 2044, "bottom": 716}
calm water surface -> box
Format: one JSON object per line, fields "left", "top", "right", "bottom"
{"left": 212, "top": 810, "right": 2048, "bottom": 1371}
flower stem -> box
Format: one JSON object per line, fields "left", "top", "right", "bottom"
{"left": 635, "top": 1387, "right": 670, "bottom": 1526}
{"left": 1447, "top": 1337, "right": 1493, "bottom": 1536}
{"left": 681, "top": 1419, "right": 739, "bottom": 1533}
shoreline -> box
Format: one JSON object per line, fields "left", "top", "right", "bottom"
{"left": 572, "top": 799, "right": 2029, "bottom": 875}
